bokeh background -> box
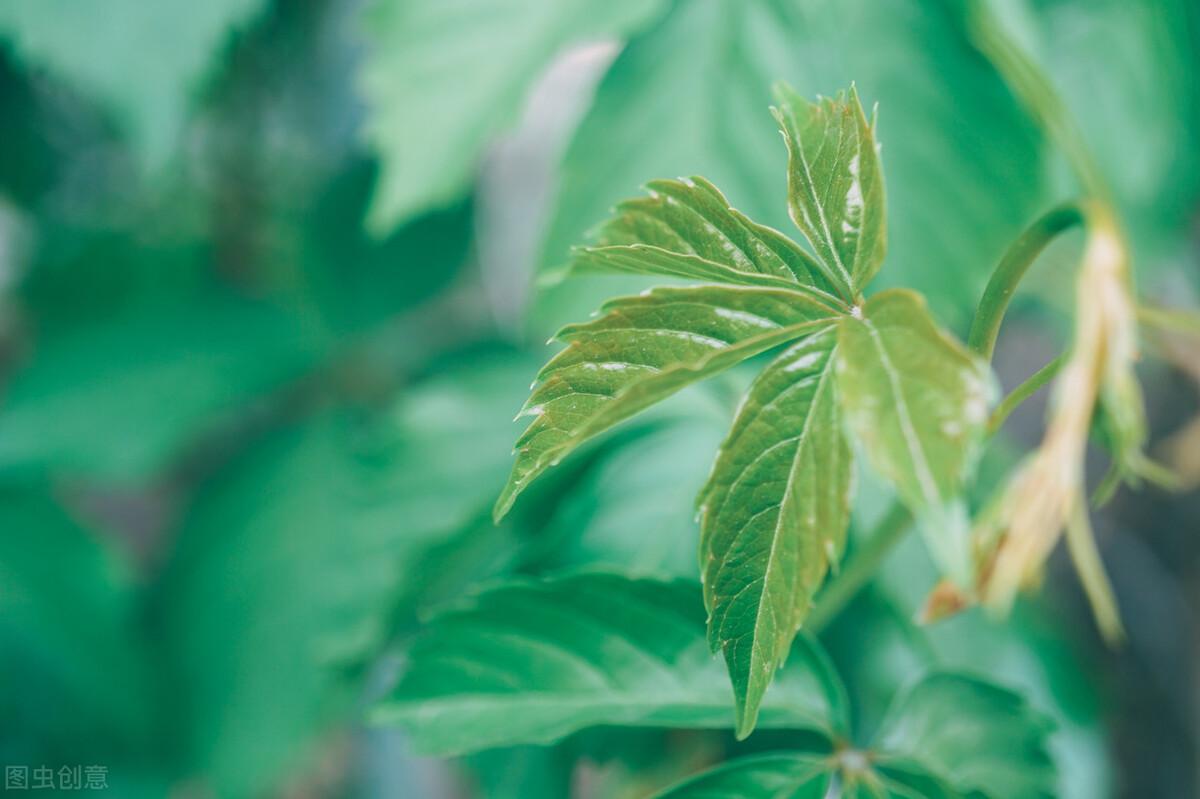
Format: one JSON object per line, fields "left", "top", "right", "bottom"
{"left": 0, "top": 0, "right": 1198, "bottom": 797}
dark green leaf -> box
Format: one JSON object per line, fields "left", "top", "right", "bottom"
{"left": 0, "top": 294, "right": 325, "bottom": 481}
{"left": 573, "top": 176, "right": 841, "bottom": 300}
{"left": 371, "top": 574, "right": 848, "bottom": 755}
{"left": 874, "top": 672, "right": 1056, "bottom": 799}
{"left": 836, "top": 289, "right": 995, "bottom": 584}
{"left": 495, "top": 284, "right": 841, "bottom": 519}
{"left": 699, "top": 325, "right": 852, "bottom": 737}
{"left": 358, "top": 0, "right": 667, "bottom": 231}
{"left": 0, "top": 488, "right": 156, "bottom": 760}
{"left": 773, "top": 85, "right": 885, "bottom": 298}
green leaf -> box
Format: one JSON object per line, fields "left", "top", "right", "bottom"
{"left": 0, "top": 488, "right": 157, "bottom": 760}
{"left": 358, "top": 0, "right": 667, "bottom": 232}
{"left": 698, "top": 325, "right": 852, "bottom": 737}
{"left": 535, "top": 0, "right": 1044, "bottom": 334}
{"left": 159, "top": 401, "right": 519, "bottom": 796}
{"left": 652, "top": 752, "right": 960, "bottom": 798}
{"left": 573, "top": 176, "right": 841, "bottom": 300}
{"left": 874, "top": 672, "right": 1056, "bottom": 799}
{"left": 773, "top": 85, "right": 886, "bottom": 298}
{"left": 835, "top": 289, "right": 995, "bottom": 584}
{"left": 0, "top": 294, "right": 325, "bottom": 481}
{"left": 371, "top": 573, "right": 849, "bottom": 755}
{"left": 0, "top": 0, "right": 267, "bottom": 164}
{"left": 494, "top": 284, "right": 842, "bottom": 519}
{"left": 653, "top": 753, "right": 835, "bottom": 798}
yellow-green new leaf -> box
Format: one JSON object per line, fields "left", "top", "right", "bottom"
{"left": 699, "top": 325, "right": 852, "bottom": 738}
{"left": 773, "top": 85, "right": 886, "bottom": 300}
{"left": 573, "top": 176, "right": 842, "bottom": 302}
{"left": 836, "top": 290, "right": 995, "bottom": 585}
{"left": 494, "top": 285, "right": 842, "bottom": 519}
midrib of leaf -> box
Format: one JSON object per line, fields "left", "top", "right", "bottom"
{"left": 857, "top": 315, "right": 942, "bottom": 508}
{"left": 793, "top": 121, "right": 855, "bottom": 294}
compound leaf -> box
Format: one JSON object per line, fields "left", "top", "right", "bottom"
{"left": 573, "top": 176, "right": 842, "bottom": 301}
{"left": 874, "top": 672, "right": 1056, "bottom": 799}
{"left": 494, "top": 284, "right": 842, "bottom": 519}
{"left": 372, "top": 574, "right": 848, "bottom": 755}
{"left": 836, "top": 289, "right": 995, "bottom": 584}
{"left": 699, "top": 325, "right": 852, "bottom": 737}
{"left": 773, "top": 84, "right": 886, "bottom": 299}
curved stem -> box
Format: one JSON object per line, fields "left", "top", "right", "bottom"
{"left": 967, "top": 204, "right": 1085, "bottom": 360}
{"left": 987, "top": 353, "right": 1065, "bottom": 435}
{"left": 808, "top": 502, "right": 912, "bottom": 634}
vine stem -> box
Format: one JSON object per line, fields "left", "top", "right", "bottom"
{"left": 967, "top": 204, "right": 1085, "bottom": 360}
{"left": 807, "top": 204, "right": 1088, "bottom": 631}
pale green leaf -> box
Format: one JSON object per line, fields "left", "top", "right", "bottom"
{"left": 773, "top": 85, "right": 886, "bottom": 298}
{"left": 494, "top": 284, "right": 842, "bottom": 519}
{"left": 0, "top": 0, "right": 267, "bottom": 164}
{"left": 371, "top": 574, "right": 848, "bottom": 755}
{"left": 874, "top": 672, "right": 1056, "bottom": 799}
{"left": 836, "top": 289, "right": 995, "bottom": 584}
{"left": 573, "top": 176, "right": 842, "bottom": 301}
{"left": 358, "top": 0, "right": 667, "bottom": 232}
{"left": 698, "top": 325, "right": 852, "bottom": 737}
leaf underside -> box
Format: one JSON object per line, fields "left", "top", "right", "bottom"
{"left": 372, "top": 573, "right": 846, "bottom": 756}
{"left": 699, "top": 324, "right": 852, "bottom": 737}
{"left": 835, "top": 289, "right": 995, "bottom": 584}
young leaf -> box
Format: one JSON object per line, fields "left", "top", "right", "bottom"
{"left": 773, "top": 84, "right": 886, "bottom": 299}
{"left": 494, "top": 285, "right": 842, "bottom": 519}
{"left": 573, "top": 176, "right": 842, "bottom": 301}
{"left": 371, "top": 574, "right": 849, "bottom": 755}
{"left": 699, "top": 325, "right": 852, "bottom": 738}
{"left": 874, "top": 673, "right": 1056, "bottom": 799}
{"left": 836, "top": 289, "right": 995, "bottom": 584}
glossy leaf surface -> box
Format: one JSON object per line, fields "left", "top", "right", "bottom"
{"left": 373, "top": 574, "right": 848, "bottom": 755}
{"left": 495, "top": 285, "right": 841, "bottom": 518}
{"left": 573, "top": 176, "right": 839, "bottom": 299}
{"left": 699, "top": 325, "right": 852, "bottom": 737}
{"left": 773, "top": 85, "right": 886, "bottom": 298}
{"left": 836, "top": 289, "right": 995, "bottom": 583}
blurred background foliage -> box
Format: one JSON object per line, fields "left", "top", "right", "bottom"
{"left": 0, "top": 0, "right": 1197, "bottom": 796}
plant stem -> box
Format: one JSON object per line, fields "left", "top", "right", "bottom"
{"left": 808, "top": 502, "right": 913, "bottom": 634}
{"left": 987, "top": 353, "right": 1065, "bottom": 435}
{"left": 967, "top": 204, "right": 1084, "bottom": 360}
